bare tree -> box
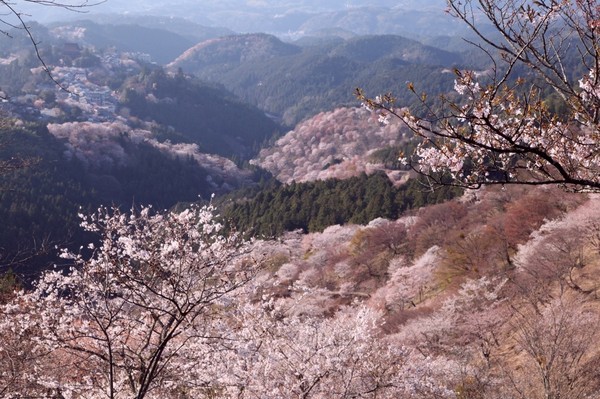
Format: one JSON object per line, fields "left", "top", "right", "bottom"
{"left": 506, "top": 296, "right": 600, "bottom": 399}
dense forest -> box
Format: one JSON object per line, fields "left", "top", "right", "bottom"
{"left": 221, "top": 172, "right": 461, "bottom": 237}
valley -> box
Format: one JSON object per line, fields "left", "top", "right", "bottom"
{"left": 1, "top": 1, "right": 600, "bottom": 397}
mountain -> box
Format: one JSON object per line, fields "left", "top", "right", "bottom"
{"left": 0, "top": 22, "right": 57, "bottom": 56}
{"left": 0, "top": 58, "right": 284, "bottom": 272}
{"left": 172, "top": 33, "right": 301, "bottom": 71}
{"left": 169, "top": 33, "right": 466, "bottom": 125}
{"left": 69, "top": 14, "right": 234, "bottom": 42}
{"left": 297, "top": 6, "right": 467, "bottom": 39}
{"left": 18, "top": 1, "right": 455, "bottom": 40}
{"left": 328, "top": 34, "right": 462, "bottom": 65}
{"left": 48, "top": 20, "right": 199, "bottom": 65}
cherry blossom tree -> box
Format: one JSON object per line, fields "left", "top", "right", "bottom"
{"left": 0, "top": 203, "right": 257, "bottom": 398}
{"left": 227, "top": 302, "right": 461, "bottom": 399}
{"left": 358, "top": 0, "right": 600, "bottom": 192}
{"left": 0, "top": 212, "right": 465, "bottom": 399}
{"left": 228, "top": 304, "right": 404, "bottom": 398}
{"left": 0, "top": 293, "right": 54, "bottom": 396}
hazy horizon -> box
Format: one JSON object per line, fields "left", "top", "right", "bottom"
{"left": 19, "top": 0, "right": 451, "bottom": 37}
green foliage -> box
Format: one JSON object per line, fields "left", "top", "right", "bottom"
{"left": 220, "top": 172, "right": 462, "bottom": 238}
{"left": 0, "top": 269, "right": 18, "bottom": 302}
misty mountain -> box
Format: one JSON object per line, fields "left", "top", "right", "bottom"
{"left": 0, "top": 22, "right": 57, "bottom": 56}
{"left": 169, "top": 33, "right": 465, "bottom": 125}
{"left": 48, "top": 20, "right": 195, "bottom": 65}
{"left": 172, "top": 33, "right": 301, "bottom": 71}
{"left": 20, "top": 0, "right": 470, "bottom": 42}
{"left": 297, "top": 6, "right": 469, "bottom": 40}
{"left": 329, "top": 35, "right": 462, "bottom": 64}
{"left": 71, "top": 14, "right": 234, "bottom": 42}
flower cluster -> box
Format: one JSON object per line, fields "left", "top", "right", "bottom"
{"left": 394, "top": 67, "right": 600, "bottom": 190}
{"left": 1, "top": 204, "right": 255, "bottom": 398}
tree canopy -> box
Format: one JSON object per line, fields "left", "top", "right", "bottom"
{"left": 220, "top": 173, "right": 461, "bottom": 238}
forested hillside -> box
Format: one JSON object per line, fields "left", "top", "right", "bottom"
{"left": 3, "top": 0, "right": 600, "bottom": 396}
{"left": 119, "top": 68, "right": 283, "bottom": 160}
{"left": 168, "top": 33, "right": 466, "bottom": 125}
{"left": 0, "top": 44, "right": 284, "bottom": 272}
{"left": 220, "top": 172, "right": 461, "bottom": 237}
{"left": 0, "top": 121, "right": 226, "bottom": 274}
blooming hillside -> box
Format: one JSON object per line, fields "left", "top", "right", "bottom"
{"left": 253, "top": 106, "right": 410, "bottom": 183}
{"left": 47, "top": 120, "right": 251, "bottom": 189}
{"left": 243, "top": 185, "right": 600, "bottom": 398}
{"left": 4, "top": 185, "right": 600, "bottom": 398}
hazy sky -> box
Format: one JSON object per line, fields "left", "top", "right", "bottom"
{"left": 19, "top": 0, "right": 445, "bottom": 22}
{"left": 16, "top": 0, "right": 451, "bottom": 38}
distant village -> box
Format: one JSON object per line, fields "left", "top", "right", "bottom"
{"left": 0, "top": 42, "right": 151, "bottom": 123}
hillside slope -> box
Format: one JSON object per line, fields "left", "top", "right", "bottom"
{"left": 0, "top": 116, "right": 254, "bottom": 275}
{"left": 168, "top": 34, "right": 462, "bottom": 125}
{"left": 119, "top": 68, "right": 283, "bottom": 160}
{"left": 252, "top": 106, "right": 410, "bottom": 184}
{"left": 244, "top": 185, "right": 600, "bottom": 397}
{"left": 49, "top": 20, "right": 197, "bottom": 65}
